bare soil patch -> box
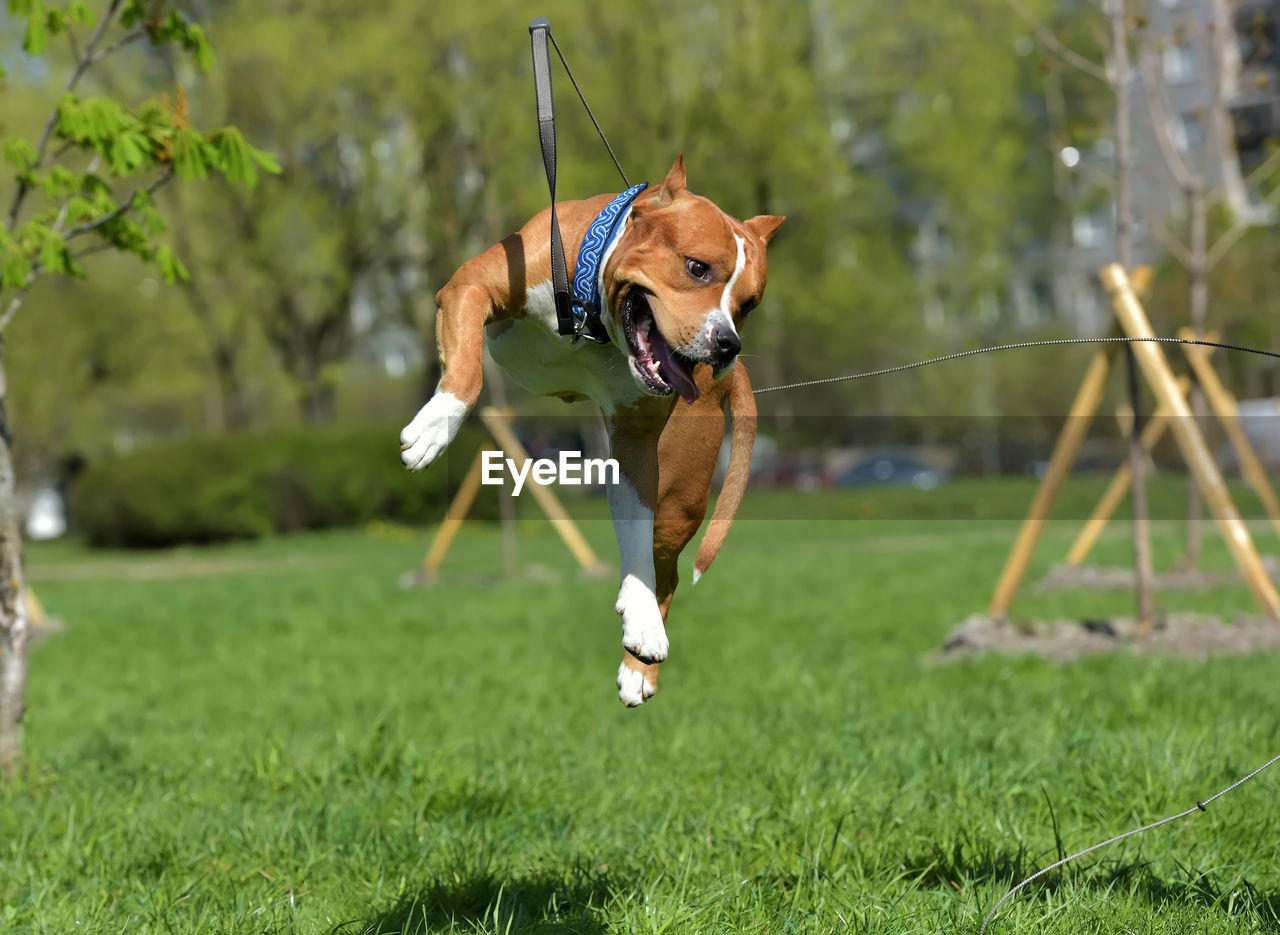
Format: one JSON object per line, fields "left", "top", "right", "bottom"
{"left": 937, "top": 611, "right": 1280, "bottom": 663}
{"left": 1034, "top": 556, "right": 1280, "bottom": 593}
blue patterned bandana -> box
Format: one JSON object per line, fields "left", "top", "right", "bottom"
{"left": 570, "top": 182, "right": 648, "bottom": 344}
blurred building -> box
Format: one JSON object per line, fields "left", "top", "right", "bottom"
{"left": 907, "top": 0, "right": 1280, "bottom": 336}
{"left": 1045, "top": 0, "right": 1280, "bottom": 334}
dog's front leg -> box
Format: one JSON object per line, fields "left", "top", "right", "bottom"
{"left": 401, "top": 283, "right": 495, "bottom": 471}
{"left": 606, "top": 424, "right": 670, "bottom": 680}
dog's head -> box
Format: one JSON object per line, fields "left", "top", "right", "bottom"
{"left": 602, "top": 155, "right": 784, "bottom": 404}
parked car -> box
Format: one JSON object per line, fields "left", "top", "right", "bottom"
{"left": 834, "top": 455, "right": 947, "bottom": 490}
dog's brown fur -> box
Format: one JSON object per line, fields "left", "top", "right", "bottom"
{"left": 401, "top": 156, "right": 782, "bottom": 703}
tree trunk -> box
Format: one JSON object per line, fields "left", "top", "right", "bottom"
{"left": 0, "top": 353, "right": 30, "bottom": 780}
{"left": 1184, "top": 184, "right": 1209, "bottom": 569}
{"left": 1111, "top": 0, "right": 1156, "bottom": 631}
{"left": 213, "top": 342, "right": 252, "bottom": 431}
{"left": 299, "top": 379, "right": 336, "bottom": 425}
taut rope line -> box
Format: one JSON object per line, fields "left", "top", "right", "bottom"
{"left": 751, "top": 335, "right": 1280, "bottom": 396}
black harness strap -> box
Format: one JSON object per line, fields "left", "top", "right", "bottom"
{"left": 528, "top": 17, "right": 577, "bottom": 340}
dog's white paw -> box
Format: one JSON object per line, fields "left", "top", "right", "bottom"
{"left": 400, "top": 392, "right": 467, "bottom": 472}
{"left": 616, "top": 576, "right": 669, "bottom": 664}
{"left": 616, "top": 660, "right": 657, "bottom": 707}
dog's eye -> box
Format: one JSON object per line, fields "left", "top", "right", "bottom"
{"left": 685, "top": 257, "right": 712, "bottom": 282}
{"left": 738, "top": 298, "right": 757, "bottom": 318}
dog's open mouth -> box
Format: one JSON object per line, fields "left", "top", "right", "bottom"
{"left": 620, "top": 289, "right": 701, "bottom": 404}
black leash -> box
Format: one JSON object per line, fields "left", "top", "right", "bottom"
{"left": 528, "top": 17, "right": 630, "bottom": 344}
{"left": 751, "top": 335, "right": 1280, "bottom": 396}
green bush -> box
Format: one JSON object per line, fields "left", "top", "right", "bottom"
{"left": 70, "top": 424, "right": 496, "bottom": 548}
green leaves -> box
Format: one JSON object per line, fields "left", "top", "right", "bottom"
{"left": 0, "top": 230, "right": 34, "bottom": 289}
{"left": 0, "top": 1, "right": 278, "bottom": 327}
{"left": 32, "top": 224, "right": 77, "bottom": 276}
{"left": 167, "top": 127, "right": 215, "bottom": 181}
{"left": 23, "top": 14, "right": 48, "bottom": 55}
{"left": 46, "top": 89, "right": 281, "bottom": 179}
{"left": 212, "top": 127, "right": 281, "bottom": 188}
{"left": 1, "top": 139, "right": 38, "bottom": 171}
{"left": 10, "top": 0, "right": 90, "bottom": 56}
{"left": 154, "top": 243, "right": 188, "bottom": 284}
{"left": 147, "top": 13, "right": 216, "bottom": 71}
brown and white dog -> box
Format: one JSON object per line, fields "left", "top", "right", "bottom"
{"left": 400, "top": 155, "right": 784, "bottom": 705}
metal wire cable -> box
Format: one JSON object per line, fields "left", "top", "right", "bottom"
{"left": 531, "top": 46, "right": 1280, "bottom": 932}
{"left": 752, "top": 336, "right": 1280, "bottom": 396}
{"left": 743, "top": 329, "right": 1280, "bottom": 931}
{"left": 979, "top": 752, "right": 1280, "bottom": 934}
{"left": 524, "top": 28, "right": 1280, "bottom": 935}
{"left": 545, "top": 31, "right": 631, "bottom": 188}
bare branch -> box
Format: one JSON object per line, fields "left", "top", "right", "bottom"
{"left": 0, "top": 165, "right": 175, "bottom": 334}
{"left": 1206, "top": 182, "right": 1280, "bottom": 268}
{"left": 48, "top": 155, "right": 103, "bottom": 237}
{"left": 1245, "top": 144, "right": 1280, "bottom": 186}
{"left": 5, "top": 0, "right": 125, "bottom": 233}
{"left": 68, "top": 242, "right": 115, "bottom": 262}
{"left": 1005, "top": 0, "right": 1110, "bottom": 82}
{"left": 61, "top": 170, "right": 175, "bottom": 242}
{"left": 65, "top": 21, "right": 83, "bottom": 63}
{"left": 0, "top": 273, "right": 37, "bottom": 333}
{"left": 1139, "top": 49, "right": 1202, "bottom": 192}
{"left": 1150, "top": 217, "right": 1193, "bottom": 268}
{"left": 89, "top": 27, "right": 146, "bottom": 65}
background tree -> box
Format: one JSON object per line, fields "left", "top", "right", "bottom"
{"left": 0, "top": 0, "right": 276, "bottom": 777}
{"left": 1140, "top": 3, "right": 1280, "bottom": 567}
{"left": 5, "top": 0, "right": 1279, "bottom": 568}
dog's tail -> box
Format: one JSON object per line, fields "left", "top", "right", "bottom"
{"left": 693, "top": 362, "right": 757, "bottom": 583}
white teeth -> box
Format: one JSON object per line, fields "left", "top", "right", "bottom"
{"left": 649, "top": 361, "right": 662, "bottom": 377}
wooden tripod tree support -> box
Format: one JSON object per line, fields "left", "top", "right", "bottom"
{"left": 1065, "top": 376, "right": 1192, "bottom": 566}
{"left": 1065, "top": 329, "right": 1280, "bottom": 565}
{"left": 1177, "top": 327, "right": 1280, "bottom": 540}
{"left": 417, "top": 406, "right": 609, "bottom": 583}
{"left": 988, "top": 264, "right": 1280, "bottom": 624}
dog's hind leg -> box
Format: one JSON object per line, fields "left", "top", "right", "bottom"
{"left": 401, "top": 280, "right": 500, "bottom": 472}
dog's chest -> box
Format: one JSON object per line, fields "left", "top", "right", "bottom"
{"left": 485, "top": 280, "right": 644, "bottom": 412}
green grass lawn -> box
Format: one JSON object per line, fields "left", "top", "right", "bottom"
{"left": 4, "top": 479, "right": 1280, "bottom": 933}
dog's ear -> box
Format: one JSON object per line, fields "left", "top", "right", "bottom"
{"left": 655, "top": 153, "right": 687, "bottom": 205}
{"left": 745, "top": 214, "right": 786, "bottom": 245}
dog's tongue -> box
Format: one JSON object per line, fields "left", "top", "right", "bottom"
{"left": 649, "top": 327, "right": 700, "bottom": 404}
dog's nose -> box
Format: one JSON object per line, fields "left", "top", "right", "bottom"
{"left": 710, "top": 328, "right": 741, "bottom": 365}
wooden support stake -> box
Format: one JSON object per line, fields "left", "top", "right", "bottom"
{"left": 1179, "top": 327, "right": 1280, "bottom": 541}
{"left": 478, "top": 407, "right": 604, "bottom": 572}
{"left": 988, "top": 346, "right": 1116, "bottom": 616}
{"left": 421, "top": 448, "right": 488, "bottom": 581}
{"left": 1101, "top": 265, "right": 1280, "bottom": 622}
{"left": 1129, "top": 265, "right": 1154, "bottom": 297}
{"left": 416, "top": 407, "right": 607, "bottom": 583}
{"left": 1066, "top": 377, "right": 1190, "bottom": 566}
{"left": 24, "top": 588, "right": 47, "bottom": 626}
